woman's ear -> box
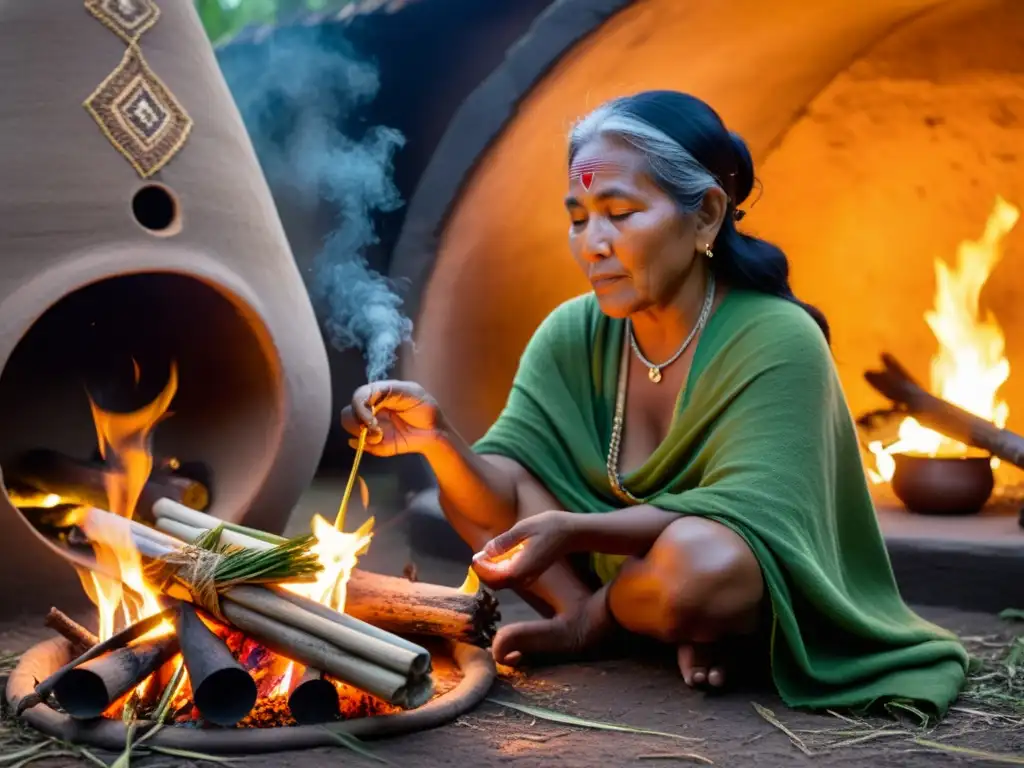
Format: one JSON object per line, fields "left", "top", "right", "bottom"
{"left": 695, "top": 187, "right": 729, "bottom": 248}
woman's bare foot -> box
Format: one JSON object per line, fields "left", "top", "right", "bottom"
{"left": 492, "top": 589, "right": 614, "bottom": 666}
{"left": 677, "top": 643, "right": 726, "bottom": 688}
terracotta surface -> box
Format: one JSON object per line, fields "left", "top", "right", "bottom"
{"left": 0, "top": 0, "right": 331, "bottom": 615}
{"left": 753, "top": 0, "right": 1024, "bottom": 434}
{"left": 396, "top": 0, "right": 1024, "bottom": 444}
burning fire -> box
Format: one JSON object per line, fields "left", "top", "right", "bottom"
{"left": 74, "top": 360, "right": 380, "bottom": 707}
{"left": 47, "top": 357, "right": 431, "bottom": 721}
{"left": 274, "top": 510, "right": 375, "bottom": 695}
{"left": 78, "top": 363, "right": 179, "bottom": 645}
{"left": 869, "top": 196, "right": 1021, "bottom": 482}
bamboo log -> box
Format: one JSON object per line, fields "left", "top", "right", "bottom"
{"left": 287, "top": 666, "right": 340, "bottom": 725}
{"left": 76, "top": 507, "right": 433, "bottom": 709}
{"left": 131, "top": 513, "right": 431, "bottom": 661}
{"left": 7, "top": 449, "right": 209, "bottom": 515}
{"left": 219, "top": 601, "right": 433, "bottom": 708}
{"left": 22, "top": 606, "right": 178, "bottom": 715}
{"left": 152, "top": 498, "right": 278, "bottom": 544}
{"left": 152, "top": 508, "right": 495, "bottom": 644}
{"left": 268, "top": 587, "right": 429, "bottom": 657}
{"left": 44, "top": 608, "right": 98, "bottom": 655}
{"left": 864, "top": 353, "right": 1024, "bottom": 469}
{"left": 176, "top": 604, "right": 257, "bottom": 726}
{"left": 156, "top": 517, "right": 267, "bottom": 550}
{"left": 151, "top": 500, "right": 499, "bottom": 645}
{"left": 225, "top": 585, "right": 429, "bottom": 677}
{"left": 52, "top": 631, "right": 179, "bottom": 719}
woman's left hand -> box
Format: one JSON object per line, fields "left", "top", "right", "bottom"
{"left": 472, "top": 510, "right": 577, "bottom": 589}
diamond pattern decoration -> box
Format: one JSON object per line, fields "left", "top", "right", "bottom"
{"left": 85, "top": 0, "right": 160, "bottom": 43}
{"left": 84, "top": 46, "right": 193, "bottom": 178}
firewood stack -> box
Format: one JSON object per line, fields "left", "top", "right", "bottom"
{"left": 14, "top": 494, "right": 499, "bottom": 729}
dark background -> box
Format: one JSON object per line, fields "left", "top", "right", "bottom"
{"left": 217, "top": 0, "right": 556, "bottom": 489}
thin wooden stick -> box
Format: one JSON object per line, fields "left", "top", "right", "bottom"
{"left": 335, "top": 426, "right": 369, "bottom": 532}
{"left": 44, "top": 608, "right": 99, "bottom": 655}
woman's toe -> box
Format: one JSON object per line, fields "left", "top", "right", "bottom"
{"left": 707, "top": 666, "right": 726, "bottom": 688}
{"left": 677, "top": 644, "right": 725, "bottom": 689}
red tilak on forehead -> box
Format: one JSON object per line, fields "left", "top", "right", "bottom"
{"left": 569, "top": 159, "right": 627, "bottom": 191}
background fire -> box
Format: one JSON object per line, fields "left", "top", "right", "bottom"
{"left": 867, "top": 196, "right": 1021, "bottom": 485}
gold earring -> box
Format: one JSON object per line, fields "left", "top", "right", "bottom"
{"left": 705, "top": 244, "right": 714, "bottom": 259}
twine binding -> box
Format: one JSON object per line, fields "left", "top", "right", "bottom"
{"left": 153, "top": 545, "right": 227, "bottom": 619}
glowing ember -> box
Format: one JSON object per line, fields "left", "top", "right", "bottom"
{"left": 869, "top": 196, "right": 1020, "bottom": 483}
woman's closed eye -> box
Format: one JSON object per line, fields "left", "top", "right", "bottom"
{"left": 569, "top": 210, "right": 634, "bottom": 229}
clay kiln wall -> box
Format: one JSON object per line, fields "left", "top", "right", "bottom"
{"left": 403, "top": 0, "right": 1024, "bottom": 445}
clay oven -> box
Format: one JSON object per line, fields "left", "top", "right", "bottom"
{"left": 0, "top": 0, "right": 332, "bottom": 614}
{"left": 391, "top": 0, "right": 1024, "bottom": 491}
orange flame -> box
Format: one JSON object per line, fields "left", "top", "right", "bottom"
{"left": 80, "top": 362, "right": 179, "bottom": 660}
{"left": 275, "top": 467, "right": 375, "bottom": 697}
{"left": 869, "top": 196, "right": 1020, "bottom": 482}
{"left": 89, "top": 362, "right": 178, "bottom": 521}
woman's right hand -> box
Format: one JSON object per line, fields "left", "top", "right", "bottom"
{"left": 341, "top": 381, "right": 446, "bottom": 457}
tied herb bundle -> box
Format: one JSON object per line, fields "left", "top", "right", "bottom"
{"left": 66, "top": 505, "right": 435, "bottom": 711}
{"left": 145, "top": 525, "right": 322, "bottom": 619}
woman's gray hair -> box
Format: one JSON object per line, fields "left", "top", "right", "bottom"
{"left": 568, "top": 102, "right": 723, "bottom": 212}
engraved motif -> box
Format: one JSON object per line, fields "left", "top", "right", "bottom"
{"left": 84, "top": 46, "right": 193, "bottom": 178}
{"left": 85, "top": 0, "right": 161, "bottom": 43}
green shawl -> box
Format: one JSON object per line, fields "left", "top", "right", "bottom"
{"left": 473, "top": 289, "right": 968, "bottom": 718}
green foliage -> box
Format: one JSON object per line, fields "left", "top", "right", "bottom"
{"left": 194, "top": 524, "right": 322, "bottom": 586}
{"left": 194, "top": 0, "right": 360, "bottom": 47}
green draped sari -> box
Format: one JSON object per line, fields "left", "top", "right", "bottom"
{"left": 473, "top": 288, "right": 968, "bottom": 718}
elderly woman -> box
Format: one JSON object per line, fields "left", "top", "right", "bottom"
{"left": 342, "top": 90, "right": 967, "bottom": 718}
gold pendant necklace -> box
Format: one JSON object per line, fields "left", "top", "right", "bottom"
{"left": 627, "top": 274, "right": 716, "bottom": 384}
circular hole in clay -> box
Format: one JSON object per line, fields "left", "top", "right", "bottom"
{"left": 131, "top": 184, "right": 181, "bottom": 236}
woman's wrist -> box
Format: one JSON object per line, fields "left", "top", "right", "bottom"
{"left": 419, "top": 423, "right": 460, "bottom": 464}
{"left": 563, "top": 511, "right": 605, "bottom": 553}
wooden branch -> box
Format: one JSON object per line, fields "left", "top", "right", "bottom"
{"left": 864, "top": 353, "right": 1024, "bottom": 469}
{"left": 44, "top": 608, "right": 98, "bottom": 656}
{"left": 6, "top": 449, "right": 209, "bottom": 516}
{"left": 344, "top": 569, "right": 500, "bottom": 647}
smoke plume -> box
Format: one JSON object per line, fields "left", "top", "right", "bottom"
{"left": 217, "top": 27, "right": 412, "bottom": 382}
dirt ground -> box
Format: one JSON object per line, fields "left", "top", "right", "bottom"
{"left": 2, "top": 482, "right": 1023, "bottom": 767}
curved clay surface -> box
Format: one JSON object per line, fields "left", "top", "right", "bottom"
{"left": 0, "top": 0, "right": 332, "bottom": 530}
{"left": 6, "top": 637, "right": 496, "bottom": 753}
{"left": 390, "top": 0, "right": 1024, "bottom": 444}
{"left": 0, "top": 0, "right": 333, "bottom": 614}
